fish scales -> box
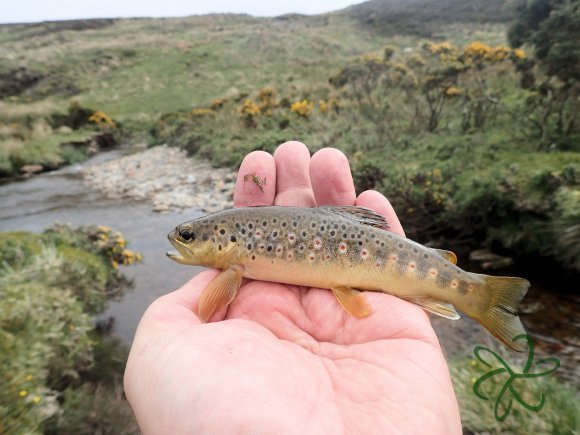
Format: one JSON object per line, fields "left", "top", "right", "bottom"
{"left": 167, "top": 206, "right": 530, "bottom": 351}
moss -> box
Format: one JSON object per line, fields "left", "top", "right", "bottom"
{"left": 0, "top": 231, "right": 44, "bottom": 268}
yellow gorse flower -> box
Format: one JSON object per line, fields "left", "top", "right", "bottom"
{"left": 89, "top": 111, "right": 116, "bottom": 128}
{"left": 290, "top": 99, "right": 314, "bottom": 118}
{"left": 513, "top": 48, "right": 526, "bottom": 59}
{"left": 445, "top": 86, "right": 463, "bottom": 97}
{"left": 239, "top": 99, "right": 260, "bottom": 117}
{"left": 191, "top": 108, "right": 216, "bottom": 117}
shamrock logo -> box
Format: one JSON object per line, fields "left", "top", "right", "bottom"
{"left": 472, "top": 334, "right": 560, "bottom": 421}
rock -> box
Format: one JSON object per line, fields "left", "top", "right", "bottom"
{"left": 20, "top": 164, "right": 44, "bottom": 174}
{"left": 81, "top": 145, "right": 236, "bottom": 213}
{"left": 153, "top": 204, "right": 170, "bottom": 213}
{"left": 469, "top": 249, "right": 513, "bottom": 270}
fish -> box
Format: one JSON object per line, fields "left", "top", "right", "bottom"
{"left": 167, "top": 205, "right": 530, "bottom": 351}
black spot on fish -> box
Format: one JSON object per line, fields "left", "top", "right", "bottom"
{"left": 398, "top": 243, "right": 403, "bottom": 248}
{"left": 341, "top": 224, "right": 346, "bottom": 230}
{"left": 247, "top": 243, "right": 252, "bottom": 250}
{"left": 358, "top": 241, "right": 363, "bottom": 246}
{"left": 218, "top": 245, "right": 222, "bottom": 251}
{"left": 220, "top": 220, "right": 226, "bottom": 224}
{"left": 230, "top": 236, "right": 237, "bottom": 243}
{"left": 273, "top": 218, "right": 278, "bottom": 223}
{"left": 334, "top": 224, "right": 339, "bottom": 229}
{"left": 267, "top": 246, "right": 273, "bottom": 252}
{"left": 219, "top": 229, "right": 226, "bottom": 235}
{"left": 202, "top": 220, "right": 208, "bottom": 224}
{"left": 311, "top": 222, "right": 316, "bottom": 228}
{"left": 202, "top": 233, "right": 209, "bottom": 241}
{"left": 424, "top": 254, "right": 429, "bottom": 259}
{"left": 282, "top": 222, "right": 287, "bottom": 227}
{"left": 251, "top": 255, "right": 256, "bottom": 260}
{"left": 235, "top": 223, "right": 240, "bottom": 229}
{"left": 330, "top": 230, "right": 336, "bottom": 236}
{"left": 357, "top": 234, "right": 362, "bottom": 239}
{"left": 293, "top": 221, "right": 298, "bottom": 228}
{"left": 272, "top": 231, "right": 278, "bottom": 238}
{"left": 381, "top": 242, "right": 385, "bottom": 247}
{"left": 262, "top": 221, "right": 267, "bottom": 227}
{"left": 241, "top": 228, "right": 246, "bottom": 235}
{"left": 370, "top": 234, "right": 375, "bottom": 238}
{"left": 248, "top": 223, "right": 254, "bottom": 229}
{"left": 214, "top": 225, "right": 218, "bottom": 230}
{"left": 320, "top": 226, "right": 325, "bottom": 231}
{"left": 350, "top": 234, "right": 356, "bottom": 239}
{"left": 301, "top": 231, "right": 307, "bottom": 237}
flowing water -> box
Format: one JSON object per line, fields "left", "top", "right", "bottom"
{"left": 0, "top": 151, "right": 204, "bottom": 344}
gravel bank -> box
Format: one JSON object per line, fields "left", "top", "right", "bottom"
{"left": 82, "top": 145, "right": 236, "bottom": 213}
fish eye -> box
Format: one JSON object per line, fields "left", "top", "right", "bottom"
{"left": 179, "top": 229, "right": 194, "bottom": 242}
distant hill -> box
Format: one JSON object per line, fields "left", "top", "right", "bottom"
{"left": 341, "top": 0, "right": 513, "bottom": 37}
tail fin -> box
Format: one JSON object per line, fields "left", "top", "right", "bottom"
{"left": 477, "top": 276, "right": 530, "bottom": 352}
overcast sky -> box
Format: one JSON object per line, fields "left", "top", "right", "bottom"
{"left": 1, "top": 0, "right": 364, "bottom": 24}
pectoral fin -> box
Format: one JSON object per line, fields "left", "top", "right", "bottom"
{"left": 407, "top": 297, "right": 461, "bottom": 320}
{"left": 198, "top": 266, "right": 243, "bottom": 323}
{"left": 433, "top": 249, "right": 457, "bottom": 265}
{"left": 331, "top": 286, "right": 372, "bottom": 318}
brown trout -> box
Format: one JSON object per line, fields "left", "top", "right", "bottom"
{"left": 167, "top": 206, "right": 529, "bottom": 351}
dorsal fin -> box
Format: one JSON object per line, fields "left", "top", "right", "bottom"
{"left": 433, "top": 249, "right": 457, "bottom": 265}
{"left": 321, "top": 206, "right": 390, "bottom": 229}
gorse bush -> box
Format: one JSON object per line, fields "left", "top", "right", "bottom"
{"left": 0, "top": 225, "right": 140, "bottom": 434}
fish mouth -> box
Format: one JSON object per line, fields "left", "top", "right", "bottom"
{"left": 166, "top": 250, "right": 185, "bottom": 262}
{"left": 166, "top": 229, "right": 190, "bottom": 264}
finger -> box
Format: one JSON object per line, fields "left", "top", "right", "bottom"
{"left": 310, "top": 148, "right": 356, "bottom": 206}
{"left": 356, "top": 190, "right": 406, "bottom": 237}
{"left": 234, "top": 151, "right": 276, "bottom": 207}
{"left": 273, "top": 141, "right": 316, "bottom": 207}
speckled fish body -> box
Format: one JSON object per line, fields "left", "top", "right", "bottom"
{"left": 167, "top": 206, "right": 530, "bottom": 351}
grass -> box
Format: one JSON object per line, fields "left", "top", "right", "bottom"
{"left": 449, "top": 355, "right": 580, "bottom": 434}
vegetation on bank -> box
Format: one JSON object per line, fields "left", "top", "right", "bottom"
{"left": 0, "top": 225, "right": 140, "bottom": 434}
{"left": 449, "top": 353, "right": 580, "bottom": 434}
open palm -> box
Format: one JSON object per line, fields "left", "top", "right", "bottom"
{"left": 124, "top": 142, "right": 461, "bottom": 434}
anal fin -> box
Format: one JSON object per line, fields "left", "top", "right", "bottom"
{"left": 331, "top": 286, "right": 372, "bottom": 318}
{"left": 407, "top": 297, "right": 461, "bottom": 320}
{"left": 198, "top": 265, "right": 243, "bottom": 323}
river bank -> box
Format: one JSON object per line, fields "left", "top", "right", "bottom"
{"left": 82, "top": 145, "right": 236, "bottom": 213}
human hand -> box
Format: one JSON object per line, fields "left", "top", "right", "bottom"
{"left": 124, "top": 141, "right": 461, "bottom": 434}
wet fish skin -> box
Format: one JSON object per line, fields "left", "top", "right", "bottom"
{"left": 167, "top": 206, "right": 529, "bottom": 351}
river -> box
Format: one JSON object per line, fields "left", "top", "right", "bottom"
{"left": 0, "top": 150, "right": 204, "bottom": 343}
{"left": 1, "top": 151, "right": 577, "bottom": 385}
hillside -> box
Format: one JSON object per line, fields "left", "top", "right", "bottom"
{"left": 0, "top": 4, "right": 578, "bottom": 273}
{"left": 343, "top": 0, "right": 513, "bottom": 36}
